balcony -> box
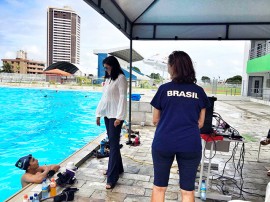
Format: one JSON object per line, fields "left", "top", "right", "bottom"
{"left": 249, "top": 42, "right": 270, "bottom": 60}
{"left": 247, "top": 51, "right": 270, "bottom": 74}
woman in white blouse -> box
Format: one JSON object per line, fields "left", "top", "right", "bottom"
{"left": 96, "top": 56, "right": 127, "bottom": 189}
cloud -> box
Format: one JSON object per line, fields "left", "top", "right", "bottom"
{"left": 3, "top": 51, "right": 16, "bottom": 59}
{"left": 4, "top": 0, "right": 24, "bottom": 7}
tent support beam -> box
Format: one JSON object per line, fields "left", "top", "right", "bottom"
{"left": 111, "top": 0, "right": 132, "bottom": 25}
{"left": 134, "top": 22, "right": 270, "bottom": 26}
{"left": 83, "top": 0, "right": 131, "bottom": 39}
{"left": 226, "top": 25, "right": 229, "bottom": 39}
{"left": 133, "top": 0, "right": 158, "bottom": 23}
{"left": 127, "top": 26, "right": 133, "bottom": 144}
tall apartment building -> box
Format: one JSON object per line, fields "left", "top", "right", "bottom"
{"left": 47, "top": 6, "right": 80, "bottom": 66}
{"left": 1, "top": 50, "right": 45, "bottom": 74}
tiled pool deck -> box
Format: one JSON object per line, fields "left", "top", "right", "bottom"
{"left": 6, "top": 99, "right": 270, "bottom": 202}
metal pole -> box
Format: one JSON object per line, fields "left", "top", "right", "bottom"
{"left": 127, "top": 36, "right": 133, "bottom": 144}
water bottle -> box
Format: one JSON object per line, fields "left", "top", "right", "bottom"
{"left": 29, "top": 196, "right": 33, "bottom": 202}
{"left": 41, "top": 179, "right": 48, "bottom": 199}
{"left": 33, "top": 193, "right": 39, "bottom": 202}
{"left": 200, "top": 179, "right": 206, "bottom": 200}
{"left": 22, "top": 194, "right": 28, "bottom": 202}
{"left": 100, "top": 139, "right": 106, "bottom": 155}
{"left": 50, "top": 178, "right": 57, "bottom": 197}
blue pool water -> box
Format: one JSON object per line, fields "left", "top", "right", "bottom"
{"left": 0, "top": 87, "right": 105, "bottom": 201}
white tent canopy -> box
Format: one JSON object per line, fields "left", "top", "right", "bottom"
{"left": 83, "top": 0, "right": 270, "bottom": 40}
{"left": 83, "top": 0, "right": 270, "bottom": 142}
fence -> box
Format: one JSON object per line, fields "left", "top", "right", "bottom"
{"left": 201, "top": 80, "right": 242, "bottom": 96}
{"left": 0, "top": 73, "right": 46, "bottom": 83}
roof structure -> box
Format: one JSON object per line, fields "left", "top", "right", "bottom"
{"left": 93, "top": 46, "right": 144, "bottom": 62}
{"left": 83, "top": 0, "right": 270, "bottom": 40}
{"left": 43, "top": 69, "right": 72, "bottom": 76}
{"left": 45, "top": 61, "right": 79, "bottom": 74}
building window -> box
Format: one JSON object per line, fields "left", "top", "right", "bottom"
{"left": 266, "top": 79, "right": 270, "bottom": 88}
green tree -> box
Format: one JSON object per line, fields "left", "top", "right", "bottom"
{"left": 149, "top": 73, "right": 162, "bottom": 80}
{"left": 132, "top": 66, "right": 141, "bottom": 73}
{"left": 1, "top": 63, "right": 14, "bottom": 73}
{"left": 226, "top": 75, "right": 242, "bottom": 84}
{"left": 201, "top": 76, "right": 210, "bottom": 83}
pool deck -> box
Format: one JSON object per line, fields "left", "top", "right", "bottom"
{"left": 6, "top": 98, "right": 270, "bottom": 202}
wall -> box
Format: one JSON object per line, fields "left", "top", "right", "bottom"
{"left": 127, "top": 101, "right": 154, "bottom": 126}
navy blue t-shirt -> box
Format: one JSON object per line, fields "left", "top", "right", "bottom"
{"left": 150, "top": 81, "right": 210, "bottom": 152}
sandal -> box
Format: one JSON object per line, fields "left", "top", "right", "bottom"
{"left": 260, "top": 138, "right": 270, "bottom": 145}
{"left": 106, "top": 183, "right": 116, "bottom": 189}
{"left": 267, "top": 170, "right": 270, "bottom": 176}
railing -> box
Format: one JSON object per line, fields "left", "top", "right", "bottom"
{"left": 249, "top": 42, "right": 270, "bottom": 60}
{"left": 250, "top": 88, "right": 270, "bottom": 101}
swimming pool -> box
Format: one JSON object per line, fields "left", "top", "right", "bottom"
{"left": 0, "top": 87, "right": 105, "bottom": 201}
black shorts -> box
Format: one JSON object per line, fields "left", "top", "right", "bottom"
{"left": 152, "top": 148, "right": 201, "bottom": 191}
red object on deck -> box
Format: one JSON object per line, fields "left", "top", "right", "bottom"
{"left": 200, "top": 134, "right": 224, "bottom": 142}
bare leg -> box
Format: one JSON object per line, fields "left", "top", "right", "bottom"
{"left": 181, "top": 189, "right": 195, "bottom": 202}
{"left": 151, "top": 185, "right": 167, "bottom": 202}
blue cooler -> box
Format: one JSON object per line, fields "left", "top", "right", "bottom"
{"left": 131, "top": 94, "right": 141, "bottom": 101}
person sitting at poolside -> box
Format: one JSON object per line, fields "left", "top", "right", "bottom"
{"left": 15, "top": 154, "right": 60, "bottom": 187}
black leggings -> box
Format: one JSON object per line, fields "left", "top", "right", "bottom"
{"left": 104, "top": 117, "right": 124, "bottom": 185}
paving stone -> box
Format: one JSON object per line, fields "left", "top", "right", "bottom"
{"left": 124, "top": 195, "right": 151, "bottom": 202}
{"left": 83, "top": 181, "right": 108, "bottom": 191}
{"left": 138, "top": 166, "right": 154, "bottom": 176}
{"left": 166, "top": 185, "right": 180, "bottom": 192}
{"left": 124, "top": 165, "right": 140, "bottom": 174}
{"left": 74, "top": 179, "right": 86, "bottom": 188}
{"left": 112, "top": 185, "right": 145, "bottom": 195}
{"left": 168, "top": 178, "right": 179, "bottom": 185}
{"left": 76, "top": 187, "right": 95, "bottom": 198}
{"left": 91, "top": 190, "right": 127, "bottom": 201}
{"left": 73, "top": 196, "right": 93, "bottom": 202}
{"left": 117, "top": 178, "right": 135, "bottom": 186}
{"left": 134, "top": 180, "right": 153, "bottom": 189}
{"left": 165, "top": 191, "right": 178, "bottom": 200}
{"left": 144, "top": 188, "right": 152, "bottom": 197}
{"left": 76, "top": 173, "right": 106, "bottom": 182}
{"left": 121, "top": 173, "right": 150, "bottom": 182}
{"left": 169, "top": 173, "right": 179, "bottom": 180}
{"left": 88, "top": 198, "right": 106, "bottom": 202}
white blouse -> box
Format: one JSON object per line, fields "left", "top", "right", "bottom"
{"left": 96, "top": 74, "right": 127, "bottom": 120}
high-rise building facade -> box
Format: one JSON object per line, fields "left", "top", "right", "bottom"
{"left": 47, "top": 6, "right": 80, "bottom": 66}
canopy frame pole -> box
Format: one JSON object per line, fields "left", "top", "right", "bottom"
{"left": 127, "top": 26, "right": 133, "bottom": 144}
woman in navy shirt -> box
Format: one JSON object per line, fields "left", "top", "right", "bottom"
{"left": 150, "top": 51, "right": 209, "bottom": 202}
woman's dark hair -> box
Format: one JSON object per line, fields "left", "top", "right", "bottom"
{"left": 168, "top": 51, "right": 197, "bottom": 83}
{"left": 103, "top": 56, "right": 124, "bottom": 80}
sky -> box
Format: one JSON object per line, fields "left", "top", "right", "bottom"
{"left": 0, "top": 0, "right": 247, "bottom": 81}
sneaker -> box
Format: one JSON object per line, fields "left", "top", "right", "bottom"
{"left": 260, "top": 138, "right": 270, "bottom": 145}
